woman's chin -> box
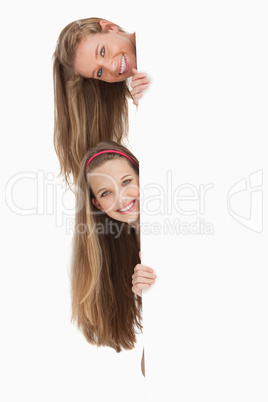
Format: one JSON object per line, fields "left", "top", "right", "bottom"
{"left": 127, "top": 215, "right": 140, "bottom": 228}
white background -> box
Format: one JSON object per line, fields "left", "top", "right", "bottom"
{"left": 1, "top": 1, "right": 268, "bottom": 401}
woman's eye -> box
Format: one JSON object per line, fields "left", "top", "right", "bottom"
{"left": 101, "top": 190, "right": 110, "bottom": 197}
{"left": 97, "top": 67, "right": 102, "bottom": 77}
{"left": 123, "top": 179, "right": 131, "bottom": 186}
{"left": 100, "top": 47, "right": 105, "bottom": 57}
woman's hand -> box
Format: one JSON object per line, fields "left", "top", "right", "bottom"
{"left": 132, "top": 252, "right": 157, "bottom": 297}
{"left": 130, "top": 69, "right": 150, "bottom": 106}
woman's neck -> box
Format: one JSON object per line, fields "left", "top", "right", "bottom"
{"left": 136, "top": 229, "right": 140, "bottom": 247}
{"left": 131, "top": 216, "right": 140, "bottom": 246}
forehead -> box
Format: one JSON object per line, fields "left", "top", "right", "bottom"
{"left": 88, "top": 158, "right": 137, "bottom": 189}
{"left": 74, "top": 33, "right": 102, "bottom": 76}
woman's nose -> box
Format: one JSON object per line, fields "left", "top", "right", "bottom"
{"left": 103, "top": 58, "right": 117, "bottom": 75}
{"left": 119, "top": 193, "right": 133, "bottom": 206}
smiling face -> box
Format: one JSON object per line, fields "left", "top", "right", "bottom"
{"left": 74, "top": 21, "right": 136, "bottom": 83}
{"left": 89, "top": 158, "right": 139, "bottom": 226}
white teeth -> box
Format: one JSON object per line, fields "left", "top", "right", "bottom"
{"left": 118, "top": 201, "right": 134, "bottom": 212}
{"left": 119, "top": 55, "right": 126, "bottom": 74}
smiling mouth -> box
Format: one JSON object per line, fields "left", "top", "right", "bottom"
{"left": 117, "top": 199, "right": 136, "bottom": 214}
{"left": 119, "top": 54, "right": 128, "bottom": 75}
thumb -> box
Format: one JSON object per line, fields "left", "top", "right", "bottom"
{"left": 132, "top": 68, "right": 137, "bottom": 75}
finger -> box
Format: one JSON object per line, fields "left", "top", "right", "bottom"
{"left": 132, "top": 269, "right": 156, "bottom": 279}
{"left": 134, "top": 264, "right": 155, "bottom": 275}
{"left": 133, "top": 94, "right": 143, "bottom": 105}
{"left": 132, "top": 68, "right": 148, "bottom": 78}
{"left": 132, "top": 277, "right": 156, "bottom": 287}
{"left": 132, "top": 277, "right": 156, "bottom": 288}
{"left": 133, "top": 95, "right": 141, "bottom": 106}
{"left": 133, "top": 92, "right": 143, "bottom": 106}
{"left": 133, "top": 97, "right": 139, "bottom": 106}
{"left": 131, "top": 84, "right": 149, "bottom": 98}
{"left": 132, "top": 288, "right": 142, "bottom": 297}
{"left": 134, "top": 284, "right": 152, "bottom": 291}
{"left": 130, "top": 74, "right": 150, "bottom": 84}
{"left": 132, "top": 273, "right": 157, "bottom": 286}
{"left": 131, "top": 81, "right": 150, "bottom": 95}
{"left": 132, "top": 71, "right": 147, "bottom": 77}
{"left": 131, "top": 74, "right": 150, "bottom": 85}
{"left": 130, "top": 77, "right": 150, "bottom": 89}
{"left": 132, "top": 283, "right": 152, "bottom": 293}
{"left": 132, "top": 285, "right": 142, "bottom": 297}
{"left": 134, "top": 263, "right": 154, "bottom": 273}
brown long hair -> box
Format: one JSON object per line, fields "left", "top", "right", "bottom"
{"left": 71, "top": 141, "right": 142, "bottom": 352}
{"left": 53, "top": 18, "right": 133, "bottom": 186}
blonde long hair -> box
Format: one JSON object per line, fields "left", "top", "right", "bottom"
{"left": 53, "top": 18, "right": 133, "bottom": 186}
{"left": 71, "top": 141, "right": 142, "bottom": 352}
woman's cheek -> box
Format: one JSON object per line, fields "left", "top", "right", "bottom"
{"left": 102, "top": 196, "right": 117, "bottom": 213}
{"left": 131, "top": 185, "right": 139, "bottom": 198}
{"left": 121, "top": 184, "right": 139, "bottom": 198}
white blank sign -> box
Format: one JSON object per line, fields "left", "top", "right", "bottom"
{"left": 130, "top": 1, "right": 268, "bottom": 400}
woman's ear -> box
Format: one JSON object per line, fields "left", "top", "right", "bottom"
{"left": 92, "top": 198, "right": 103, "bottom": 211}
{"left": 99, "top": 20, "right": 119, "bottom": 34}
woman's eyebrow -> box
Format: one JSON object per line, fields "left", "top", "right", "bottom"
{"left": 97, "top": 186, "right": 107, "bottom": 195}
{"left": 96, "top": 175, "right": 132, "bottom": 195}
{"left": 92, "top": 44, "right": 100, "bottom": 78}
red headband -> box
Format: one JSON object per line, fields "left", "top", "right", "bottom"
{"left": 85, "top": 150, "right": 137, "bottom": 168}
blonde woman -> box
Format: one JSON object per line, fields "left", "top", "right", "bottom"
{"left": 72, "top": 141, "right": 156, "bottom": 376}
{"left": 53, "top": 18, "right": 150, "bottom": 185}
